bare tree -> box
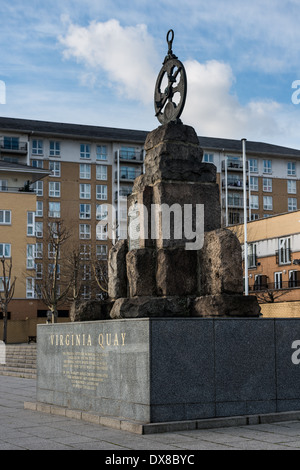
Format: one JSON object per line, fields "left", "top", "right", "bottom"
{"left": 92, "top": 255, "right": 108, "bottom": 299}
{"left": 36, "top": 221, "right": 71, "bottom": 323}
{"left": 254, "top": 288, "right": 290, "bottom": 303}
{"left": 0, "top": 257, "right": 16, "bottom": 343}
{"left": 65, "top": 244, "right": 109, "bottom": 304}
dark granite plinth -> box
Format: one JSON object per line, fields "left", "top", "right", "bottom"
{"left": 36, "top": 318, "right": 300, "bottom": 423}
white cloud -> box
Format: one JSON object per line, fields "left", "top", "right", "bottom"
{"left": 183, "top": 59, "right": 282, "bottom": 141}
{"left": 59, "top": 19, "right": 159, "bottom": 104}
{"left": 55, "top": 17, "right": 300, "bottom": 147}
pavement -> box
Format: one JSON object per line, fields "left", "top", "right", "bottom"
{"left": 1, "top": 375, "right": 300, "bottom": 451}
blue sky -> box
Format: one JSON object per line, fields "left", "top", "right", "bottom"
{"left": 2, "top": 0, "right": 300, "bottom": 148}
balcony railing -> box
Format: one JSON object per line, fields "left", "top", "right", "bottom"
{"left": 222, "top": 158, "right": 247, "bottom": 171}
{"left": 222, "top": 196, "right": 246, "bottom": 208}
{"left": 115, "top": 150, "right": 144, "bottom": 162}
{"left": 0, "top": 138, "right": 27, "bottom": 153}
{"left": 115, "top": 188, "right": 133, "bottom": 201}
{"left": 222, "top": 178, "right": 247, "bottom": 189}
{"left": 115, "top": 168, "right": 142, "bottom": 181}
{"left": 0, "top": 186, "right": 34, "bottom": 193}
{"left": 249, "top": 280, "right": 300, "bottom": 292}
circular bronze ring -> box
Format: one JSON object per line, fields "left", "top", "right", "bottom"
{"left": 166, "top": 29, "right": 174, "bottom": 49}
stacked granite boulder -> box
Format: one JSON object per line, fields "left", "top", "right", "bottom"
{"left": 108, "top": 121, "right": 260, "bottom": 319}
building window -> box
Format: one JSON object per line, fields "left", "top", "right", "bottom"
{"left": 250, "top": 176, "right": 258, "bottom": 191}
{"left": 288, "top": 197, "right": 297, "bottom": 212}
{"left": 0, "top": 244, "right": 11, "bottom": 258}
{"left": 79, "top": 224, "right": 91, "bottom": 239}
{"left": 27, "top": 212, "right": 35, "bottom": 236}
{"left": 250, "top": 213, "right": 259, "bottom": 221}
{"left": 274, "top": 272, "right": 282, "bottom": 289}
{"left": 79, "top": 204, "right": 91, "bottom": 219}
{"left": 263, "top": 178, "right": 272, "bottom": 192}
{"left": 79, "top": 184, "right": 91, "bottom": 199}
{"left": 0, "top": 210, "right": 11, "bottom": 225}
{"left": 249, "top": 159, "right": 258, "bottom": 173}
{"left": 26, "top": 278, "right": 35, "bottom": 298}
{"left": 263, "top": 196, "right": 273, "bottom": 211}
{"left": 49, "top": 161, "right": 61, "bottom": 177}
{"left": 36, "top": 201, "right": 43, "bottom": 218}
{"left": 82, "top": 264, "right": 91, "bottom": 281}
{"left": 289, "top": 270, "right": 300, "bottom": 288}
{"left": 0, "top": 180, "right": 8, "bottom": 191}
{"left": 48, "top": 222, "right": 60, "bottom": 238}
{"left": 35, "top": 222, "right": 43, "bottom": 238}
{"left": 48, "top": 263, "right": 60, "bottom": 280}
{"left": 49, "top": 181, "right": 60, "bottom": 198}
{"left": 96, "top": 245, "right": 107, "bottom": 260}
{"left": 48, "top": 243, "right": 60, "bottom": 259}
{"left": 32, "top": 181, "right": 43, "bottom": 196}
{"left": 26, "top": 244, "right": 35, "bottom": 269}
{"left": 287, "top": 162, "right": 296, "bottom": 176}
{"left": 250, "top": 195, "right": 259, "bottom": 210}
{"left": 0, "top": 277, "right": 9, "bottom": 292}
{"left": 203, "top": 153, "right": 214, "bottom": 163}
{"left": 278, "top": 237, "right": 291, "bottom": 265}
{"left": 35, "top": 243, "right": 43, "bottom": 259}
{"left": 36, "top": 263, "right": 43, "bottom": 280}
{"left": 263, "top": 160, "right": 272, "bottom": 174}
{"left": 96, "top": 184, "right": 107, "bottom": 200}
{"left": 31, "top": 159, "right": 44, "bottom": 168}
{"left": 50, "top": 141, "right": 60, "bottom": 157}
{"left": 80, "top": 244, "right": 91, "bottom": 260}
{"left": 248, "top": 243, "right": 257, "bottom": 268}
{"left": 96, "top": 165, "right": 108, "bottom": 180}
{"left": 288, "top": 180, "right": 297, "bottom": 194}
{"left": 96, "top": 145, "right": 107, "bottom": 161}
{"left": 32, "top": 140, "right": 43, "bottom": 155}
{"left": 3, "top": 136, "right": 19, "bottom": 150}
{"left": 121, "top": 146, "right": 136, "bottom": 160}
{"left": 48, "top": 202, "right": 61, "bottom": 218}
{"left": 81, "top": 285, "right": 91, "bottom": 300}
{"left": 254, "top": 274, "right": 268, "bottom": 291}
{"left": 96, "top": 224, "right": 108, "bottom": 240}
{"left": 96, "top": 204, "right": 108, "bottom": 220}
{"left": 79, "top": 163, "right": 91, "bottom": 179}
{"left": 80, "top": 144, "right": 91, "bottom": 159}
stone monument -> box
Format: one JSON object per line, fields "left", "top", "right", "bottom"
{"left": 34, "top": 31, "right": 300, "bottom": 433}
{"left": 108, "top": 30, "right": 260, "bottom": 320}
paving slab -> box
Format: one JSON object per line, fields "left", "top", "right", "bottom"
{"left": 1, "top": 376, "right": 300, "bottom": 451}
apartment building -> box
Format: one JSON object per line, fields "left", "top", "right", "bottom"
{"left": 0, "top": 117, "right": 145, "bottom": 323}
{"left": 199, "top": 136, "right": 300, "bottom": 226}
{"left": 230, "top": 211, "right": 300, "bottom": 316}
{"left": 1, "top": 116, "right": 300, "bottom": 325}
{"left": 0, "top": 159, "right": 48, "bottom": 321}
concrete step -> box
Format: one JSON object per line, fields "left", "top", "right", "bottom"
{"left": 0, "top": 344, "right": 37, "bottom": 379}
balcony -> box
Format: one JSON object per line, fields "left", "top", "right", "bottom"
{"left": 115, "top": 149, "right": 144, "bottom": 163}
{"left": 115, "top": 168, "right": 142, "bottom": 182}
{"left": 222, "top": 196, "right": 246, "bottom": 209}
{"left": 222, "top": 178, "right": 246, "bottom": 190}
{"left": 0, "top": 138, "right": 27, "bottom": 154}
{"left": 222, "top": 158, "right": 247, "bottom": 172}
{"left": 0, "top": 185, "right": 34, "bottom": 193}
{"left": 115, "top": 188, "right": 133, "bottom": 202}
